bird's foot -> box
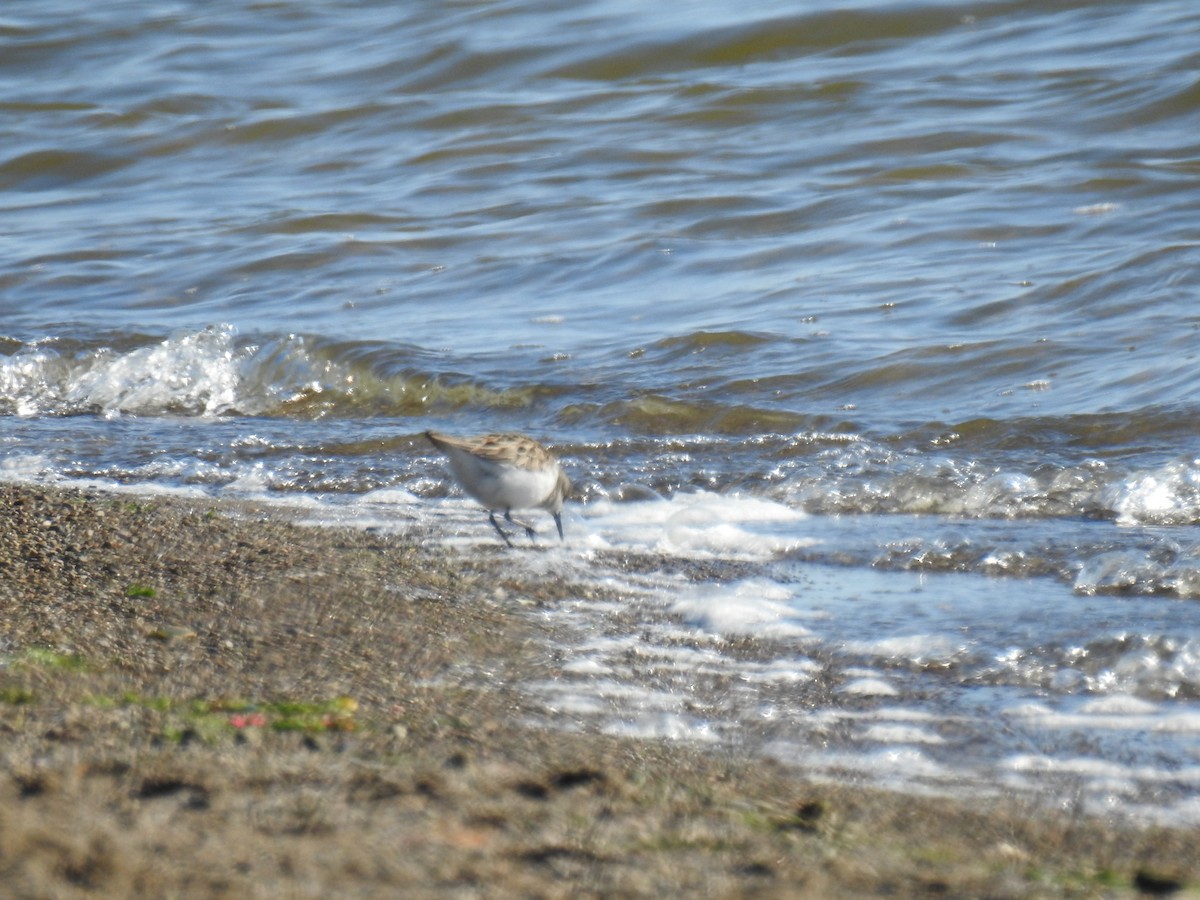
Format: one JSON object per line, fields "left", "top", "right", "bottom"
{"left": 504, "top": 510, "right": 537, "bottom": 542}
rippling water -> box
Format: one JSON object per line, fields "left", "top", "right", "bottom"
{"left": 4, "top": 0, "right": 1200, "bottom": 820}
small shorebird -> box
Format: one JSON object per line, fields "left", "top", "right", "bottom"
{"left": 425, "top": 431, "right": 570, "bottom": 547}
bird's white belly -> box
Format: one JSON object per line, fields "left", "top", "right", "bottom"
{"left": 449, "top": 455, "right": 558, "bottom": 511}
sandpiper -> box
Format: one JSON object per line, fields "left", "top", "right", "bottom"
{"left": 425, "top": 431, "right": 570, "bottom": 547}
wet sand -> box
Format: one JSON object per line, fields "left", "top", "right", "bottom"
{"left": 0, "top": 483, "right": 1194, "bottom": 897}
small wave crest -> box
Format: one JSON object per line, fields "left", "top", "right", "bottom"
{"left": 0, "top": 326, "right": 246, "bottom": 417}
{"left": 782, "top": 437, "right": 1200, "bottom": 528}
{"left": 0, "top": 326, "right": 539, "bottom": 419}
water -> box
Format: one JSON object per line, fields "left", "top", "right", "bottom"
{"left": 4, "top": 0, "right": 1200, "bottom": 820}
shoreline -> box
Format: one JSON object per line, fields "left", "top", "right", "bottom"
{"left": 0, "top": 482, "right": 1195, "bottom": 897}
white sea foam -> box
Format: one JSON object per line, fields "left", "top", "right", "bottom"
{"left": 837, "top": 746, "right": 949, "bottom": 780}
{"left": 1006, "top": 700, "right": 1200, "bottom": 733}
{"left": 405, "top": 489, "right": 815, "bottom": 582}
{"left": 842, "top": 633, "right": 964, "bottom": 665}
{"left": 1077, "top": 695, "right": 1159, "bottom": 716}
{"left": 602, "top": 712, "right": 721, "bottom": 743}
{"left": 581, "top": 491, "right": 812, "bottom": 560}
{"left": 1099, "top": 459, "right": 1200, "bottom": 526}
{"left": 0, "top": 454, "right": 57, "bottom": 482}
{"left": 860, "top": 724, "right": 945, "bottom": 744}
{"left": 740, "top": 658, "right": 820, "bottom": 683}
{"left": 358, "top": 488, "right": 422, "bottom": 506}
{"left": 536, "top": 685, "right": 609, "bottom": 717}
{"left": 69, "top": 326, "right": 246, "bottom": 416}
{"left": 669, "top": 579, "right": 811, "bottom": 640}
{"left": 561, "top": 657, "right": 608, "bottom": 675}
{"left": 0, "top": 452, "right": 219, "bottom": 498}
{"left": 71, "top": 479, "right": 208, "bottom": 500}
{"left": 1003, "top": 754, "right": 1200, "bottom": 785}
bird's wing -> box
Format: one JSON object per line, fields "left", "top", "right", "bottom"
{"left": 426, "top": 431, "right": 517, "bottom": 462}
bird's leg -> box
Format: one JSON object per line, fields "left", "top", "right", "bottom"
{"left": 488, "top": 510, "right": 515, "bottom": 548}
{"left": 553, "top": 511, "right": 564, "bottom": 541}
{"left": 504, "top": 509, "right": 537, "bottom": 541}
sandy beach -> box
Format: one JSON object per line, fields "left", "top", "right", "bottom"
{"left": 0, "top": 482, "right": 1194, "bottom": 898}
